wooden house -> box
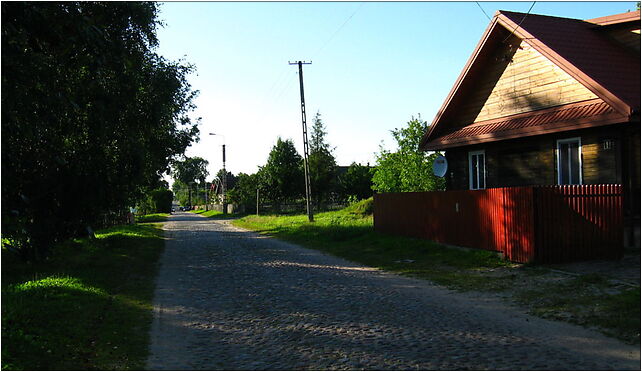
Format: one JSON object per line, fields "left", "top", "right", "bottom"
{"left": 419, "top": 10, "right": 640, "bottom": 245}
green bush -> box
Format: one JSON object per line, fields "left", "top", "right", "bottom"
{"left": 149, "top": 189, "right": 173, "bottom": 213}
{"left": 342, "top": 197, "right": 373, "bottom": 216}
{"left": 137, "top": 188, "right": 173, "bottom": 215}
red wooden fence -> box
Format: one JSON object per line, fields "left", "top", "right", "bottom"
{"left": 373, "top": 185, "right": 623, "bottom": 263}
{"left": 533, "top": 185, "right": 623, "bottom": 262}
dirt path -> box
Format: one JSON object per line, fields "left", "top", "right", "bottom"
{"left": 147, "top": 212, "right": 640, "bottom": 370}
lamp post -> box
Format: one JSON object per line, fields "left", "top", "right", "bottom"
{"left": 188, "top": 181, "right": 195, "bottom": 209}
{"left": 209, "top": 133, "right": 227, "bottom": 214}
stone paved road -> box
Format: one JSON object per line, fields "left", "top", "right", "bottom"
{"left": 147, "top": 212, "right": 640, "bottom": 370}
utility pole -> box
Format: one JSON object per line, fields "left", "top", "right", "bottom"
{"left": 256, "top": 188, "right": 260, "bottom": 216}
{"left": 209, "top": 133, "right": 227, "bottom": 214}
{"left": 222, "top": 143, "right": 227, "bottom": 214}
{"left": 188, "top": 182, "right": 193, "bottom": 208}
{"left": 289, "top": 60, "right": 314, "bottom": 222}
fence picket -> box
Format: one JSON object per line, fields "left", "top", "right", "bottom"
{"left": 373, "top": 185, "right": 623, "bottom": 263}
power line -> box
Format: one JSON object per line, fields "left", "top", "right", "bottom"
{"left": 503, "top": 2, "right": 536, "bottom": 43}
{"left": 264, "top": 3, "right": 364, "bottom": 108}
{"left": 475, "top": 2, "right": 492, "bottom": 21}
{"left": 273, "top": 70, "right": 298, "bottom": 103}
{"left": 313, "top": 2, "right": 364, "bottom": 59}
{"left": 263, "top": 66, "right": 291, "bottom": 104}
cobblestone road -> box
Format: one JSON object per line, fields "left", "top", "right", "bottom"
{"left": 147, "top": 212, "right": 640, "bottom": 370}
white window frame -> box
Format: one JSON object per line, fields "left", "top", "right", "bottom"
{"left": 468, "top": 150, "right": 486, "bottom": 190}
{"left": 556, "top": 137, "right": 583, "bottom": 185}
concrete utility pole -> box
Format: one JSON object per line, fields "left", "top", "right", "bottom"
{"left": 205, "top": 184, "right": 209, "bottom": 212}
{"left": 289, "top": 60, "right": 314, "bottom": 222}
{"left": 222, "top": 143, "right": 227, "bottom": 214}
{"left": 209, "top": 133, "right": 227, "bottom": 214}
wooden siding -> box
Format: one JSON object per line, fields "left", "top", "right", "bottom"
{"left": 450, "top": 36, "right": 599, "bottom": 127}
{"left": 634, "top": 127, "right": 640, "bottom": 192}
{"left": 445, "top": 126, "right": 625, "bottom": 190}
{"left": 496, "top": 144, "right": 554, "bottom": 186}
{"left": 581, "top": 131, "right": 621, "bottom": 184}
{"left": 445, "top": 150, "right": 469, "bottom": 190}
{"left": 625, "top": 125, "right": 641, "bottom": 219}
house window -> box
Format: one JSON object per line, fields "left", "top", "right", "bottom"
{"left": 557, "top": 138, "right": 582, "bottom": 185}
{"left": 468, "top": 150, "right": 486, "bottom": 190}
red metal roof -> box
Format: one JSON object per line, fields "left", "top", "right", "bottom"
{"left": 586, "top": 10, "right": 641, "bottom": 26}
{"left": 424, "top": 99, "right": 628, "bottom": 150}
{"left": 421, "top": 10, "right": 640, "bottom": 151}
{"left": 500, "top": 10, "right": 640, "bottom": 111}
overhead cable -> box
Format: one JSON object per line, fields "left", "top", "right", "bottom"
{"left": 475, "top": 2, "right": 492, "bottom": 21}
{"left": 313, "top": 2, "right": 365, "bottom": 59}
{"left": 502, "top": 2, "right": 536, "bottom": 43}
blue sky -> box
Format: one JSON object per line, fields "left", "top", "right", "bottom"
{"left": 156, "top": 1, "right": 637, "bottom": 179}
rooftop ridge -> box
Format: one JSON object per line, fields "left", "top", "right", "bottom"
{"left": 497, "top": 9, "right": 583, "bottom": 22}
{"left": 585, "top": 10, "right": 641, "bottom": 26}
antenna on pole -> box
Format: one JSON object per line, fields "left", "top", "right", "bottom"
{"left": 289, "top": 60, "right": 314, "bottom": 222}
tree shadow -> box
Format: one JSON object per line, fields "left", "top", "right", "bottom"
{"left": 2, "top": 224, "right": 165, "bottom": 370}
{"left": 150, "top": 225, "right": 637, "bottom": 370}
{"left": 2, "top": 276, "right": 146, "bottom": 370}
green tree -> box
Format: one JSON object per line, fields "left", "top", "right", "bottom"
{"left": 1, "top": 2, "right": 199, "bottom": 260}
{"left": 138, "top": 188, "right": 173, "bottom": 214}
{"left": 228, "top": 172, "right": 263, "bottom": 212}
{"left": 308, "top": 112, "right": 337, "bottom": 209}
{"left": 171, "top": 157, "right": 209, "bottom": 206}
{"left": 208, "top": 169, "right": 237, "bottom": 203}
{"left": 339, "top": 162, "right": 375, "bottom": 202}
{"left": 215, "top": 169, "right": 237, "bottom": 191}
{"left": 260, "top": 138, "right": 303, "bottom": 210}
{"left": 372, "top": 115, "right": 446, "bottom": 193}
{"left": 172, "top": 180, "right": 191, "bottom": 207}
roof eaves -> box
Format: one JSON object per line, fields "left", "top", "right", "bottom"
{"left": 424, "top": 111, "right": 628, "bottom": 150}
{"left": 496, "top": 11, "right": 633, "bottom": 117}
{"left": 420, "top": 13, "right": 502, "bottom": 151}
{"left": 585, "top": 10, "right": 641, "bottom": 26}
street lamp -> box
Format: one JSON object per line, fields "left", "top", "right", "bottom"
{"left": 209, "top": 133, "right": 227, "bottom": 214}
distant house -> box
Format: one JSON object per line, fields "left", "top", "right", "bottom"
{"left": 419, "top": 10, "right": 640, "bottom": 242}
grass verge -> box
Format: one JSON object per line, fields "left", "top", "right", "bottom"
{"left": 233, "top": 199, "right": 512, "bottom": 292}
{"left": 135, "top": 213, "right": 169, "bottom": 223}
{"left": 192, "top": 209, "right": 224, "bottom": 218}
{"left": 233, "top": 199, "right": 640, "bottom": 344}
{"left": 1, "top": 223, "right": 165, "bottom": 370}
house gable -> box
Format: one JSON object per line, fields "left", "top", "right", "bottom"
{"left": 420, "top": 10, "right": 639, "bottom": 152}
{"left": 449, "top": 34, "right": 600, "bottom": 127}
